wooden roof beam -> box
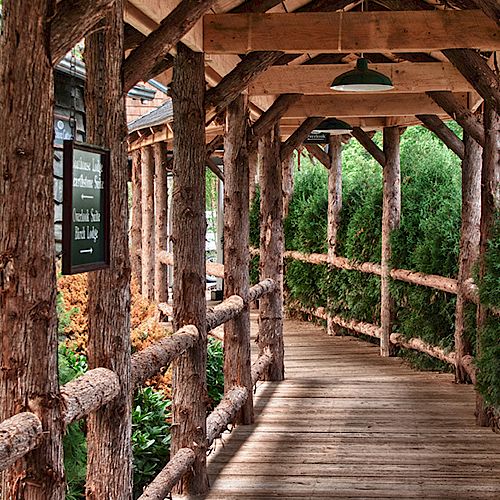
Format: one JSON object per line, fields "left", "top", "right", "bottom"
{"left": 416, "top": 114, "right": 465, "bottom": 159}
{"left": 123, "top": 0, "right": 217, "bottom": 92}
{"left": 471, "top": 0, "right": 500, "bottom": 26}
{"left": 304, "top": 144, "right": 330, "bottom": 168}
{"left": 443, "top": 48, "right": 500, "bottom": 116}
{"left": 203, "top": 10, "right": 500, "bottom": 53}
{"left": 351, "top": 128, "right": 386, "bottom": 167}
{"left": 230, "top": 0, "right": 283, "bottom": 13}
{"left": 428, "top": 91, "right": 485, "bottom": 146}
{"left": 280, "top": 117, "right": 325, "bottom": 162}
{"left": 249, "top": 62, "right": 475, "bottom": 95}
{"left": 50, "top": 0, "right": 114, "bottom": 65}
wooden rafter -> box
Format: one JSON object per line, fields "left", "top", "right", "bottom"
{"left": 416, "top": 114, "right": 465, "bottom": 159}
{"left": 472, "top": 0, "right": 500, "bottom": 26}
{"left": 203, "top": 10, "right": 499, "bottom": 53}
{"left": 304, "top": 144, "right": 330, "bottom": 168}
{"left": 280, "top": 117, "right": 325, "bottom": 162}
{"left": 123, "top": 0, "right": 217, "bottom": 92}
{"left": 351, "top": 128, "right": 386, "bottom": 167}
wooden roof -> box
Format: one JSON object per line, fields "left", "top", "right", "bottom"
{"left": 126, "top": 0, "right": 499, "bottom": 148}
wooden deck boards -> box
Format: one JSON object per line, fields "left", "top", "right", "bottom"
{"left": 199, "top": 315, "right": 500, "bottom": 499}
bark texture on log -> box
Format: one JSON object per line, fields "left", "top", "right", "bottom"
{"left": 123, "top": 0, "right": 217, "bottom": 91}
{"left": 428, "top": 91, "right": 485, "bottom": 147}
{"left": 50, "top": 0, "right": 114, "bottom": 65}
{"left": 249, "top": 145, "right": 259, "bottom": 207}
{"left": 471, "top": 0, "right": 500, "bottom": 25}
{"left": 131, "top": 326, "right": 199, "bottom": 389}
{"left": 476, "top": 103, "right": 500, "bottom": 426}
{"left": 61, "top": 368, "right": 120, "bottom": 425}
{"left": 249, "top": 94, "right": 300, "bottom": 147}
{"left": 381, "top": 127, "right": 401, "bottom": 357}
{"left": 417, "top": 114, "right": 465, "bottom": 159}
{"left": 248, "top": 278, "right": 277, "bottom": 303}
{"left": 131, "top": 149, "right": 143, "bottom": 290}
{"left": 304, "top": 144, "right": 330, "bottom": 168}
{"left": 454, "top": 133, "right": 482, "bottom": 383}
{"left": 443, "top": 48, "right": 500, "bottom": 115}
{"left": 85, "top": 3, "right": 133, "bottom": 497}
{"left": 0, "top": 413, "right": 43, "bottom": 473}
{"left": 141, "top": 145, "right": 155, "bottom": 300}
{"left": 280, "top": 116, "right": 325, "bottom": 163}
{"left": 206, "top": 51, "right": 284, "bottom": 118}
{"left": 206, "top": 387, "right": 249, "bottom": 446}
{"left": 251, "top": 351, "right": 274, "bottom": 385}
{"left": 154, "top": 143, "right": 169, "bottom": 303}
{"left": 171, "top": 43, "right": 209, "bottom": 495}
{"left": 351, "top": 127, "right": 386, "bottom": 167}
{"left": 207, "top": 296, "right": 245, "bottom": 331}
{"left": 137, "top": 448, "right": 195, "bottom": 500}
{"left": 258, "top": 124, "right": 285, "bottom": 380}
{"left": 327, "top": 136, "right": 343, "bottom": 336}
{"left": 390, "top": 333, "right": 456, "bottom": 365}
{"left": 223, "top": 95, "right": 254, "bottom": 424}
{"left": 158, "top": 251, "right": 224, "bottom": 279}
{"left": 282, "top": 154, "right": 295, "bottom": 218}
{"left": 0, "top": 1, "right": 64, "bottom": 496}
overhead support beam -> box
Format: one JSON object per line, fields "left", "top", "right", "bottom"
{"left": 205, "top": 51, "right": 284, "bottom": 118}
{"left": 203, "top": 10, "right": 500, "bottom": 54}
{"left": 284, "top": 93, "right": 465, "bottom": 118}
{"left": 280, "top": 117, "right": 325, "bottom": 162}
{"left": 472, "top": 0, "right": 500, "bottom": 26}
{"left": 428, "top": 91, "right": 485, "bottom": 146}
{"left": 207, "top": 158, "right": 225, "bottom": 182}
{"left": 249, "top": 94, "right": 301, "bottom": 147}
{"left": 443, "top": 48, "right": 500, "bottom": 115}
{"left": 123, "top": 0, "right": 217, "bottom": 92}
{"left": 351, "top": 128, "right": 386, "bottom": 167}
{"left": 304, "top": 144, "right": 330, "bottom": 168}
{"left": 416, "top": 114, "right": 465, "bottom": 159}
{"left": 50, "top": 0, "right": 114, "bottom": 65}
{"left": 249, "top": 63, "right": 475, "bottom": 96}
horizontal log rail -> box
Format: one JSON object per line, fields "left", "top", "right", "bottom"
{"left": 389, "top": 333, "right": 456, "bottom": 365}
{"left": 0, "top": 413, "right": 43, "bottom": 472}
{"left": 251, "top": 350, "right": 273, "bottom": 386}
{"left": 137, "top": 448, "right": 195, "bottom": 500}
{"left": 158, "top": 250, "right": 224, "bottom": 278}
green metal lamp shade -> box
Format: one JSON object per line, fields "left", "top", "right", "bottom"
{"left": 330, "top": 58, "right": 394, "bottom": 92}
{"left": 313, "top": 118, "right": 353, "bottom": 135}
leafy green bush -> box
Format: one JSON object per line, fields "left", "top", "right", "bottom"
{"left": 207, "top": 337, "right": 224, "bottom": 408}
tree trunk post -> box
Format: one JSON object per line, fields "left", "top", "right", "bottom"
{"left": 141, "top": 145, "right": 155, "bottom": 300}
{"left": 476, "top": 104, "right": 499, "bottom": 426}
{"left": 131, "top": 148, "right": 142, "bottom": 290}
{"left": 454, "top": 133, "right": 482, "bottom": 383}
{"left": 85, "top": 2, "right": 133, "bottom": 498}
{"left": 327, "top": 135, "right": 343, "bottom": 336}
{"left": 154, "top": 142, "right": 169, "bottom": 303}
{"left": 0, "top": 2, "right": 64, "bottom": 497}
{"left": 258, "top": 123, "right": 285, "bottom": 381}
{"left": 170, "top": 42, "right": 209, "bottom": 495}
{"left": 282, "top": 154, "right": 294, "bottom": 217}
{"left": 249, "top": 145, "right": 259, "bottom": 207}
{"left": 223, "top": 94, "right": 254, "bottom": 424}
{"left": 380, "top": 127, "right": 401, "bottom": 357}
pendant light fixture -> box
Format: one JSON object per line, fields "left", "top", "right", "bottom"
{"left": 313, "top": 118, "right": 353, "bottom": 135}
{"left": 330, "top": 0, "right": 394, "bottom": 92}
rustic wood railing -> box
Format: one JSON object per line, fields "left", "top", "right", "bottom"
{"left": 0, "top": 276, "right": 276, "bottom": 499}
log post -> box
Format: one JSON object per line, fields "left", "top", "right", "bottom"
{"left": 170, "top": 42, "right": 209, "bottom": 495}
{"left": 454, "top": 132, "right": 482, "bottom": 383}
{"left": 380, "top": 127, "right": 401, "bottom": 357}
{"left": 85, "top": 2, "right": 133, "bottom": 497}
{"left": 131, "top": 149, "right": 142, "bottom": 289}
{"left": 141, "top": 145, "right": 155, "bottom": 300}
{"left": 282, "top": 154, "right": 294, "bottom": 217}
{"left": 476, "top": 104, "right": 499, "bottom": 426}
{"left": 249, "top": 145, "right": 259, "bottom": 207}
{"left": 0, "top": 2, "right": 64, "bottom": 497}
{"left": 327, "top": 135, "right": 343, "bottom": 336}
{"left": 258, "top": 123, "right": 285, "bottom": 380}
{"left": 154, "top": 142, "right": 169, "bottom": 303}
{"left": 223, "top": 94, "right": 254, "bottom": 424}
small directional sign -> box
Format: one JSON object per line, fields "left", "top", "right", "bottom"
{"left": 304, "top": 132, "right": 330, "bottom": 144}
{"left": 62, "top": 141, "right": 110, "bottom": 274}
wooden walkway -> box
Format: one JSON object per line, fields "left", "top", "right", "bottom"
{"left": 200, "top": 314, "right": 500, "bottom": 499}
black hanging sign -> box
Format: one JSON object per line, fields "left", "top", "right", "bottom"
{"left": 62, "top": 141, "right": 110, "bottom": 274}
{"left": 304, "top": 132, "right": 330, "bottom": 144}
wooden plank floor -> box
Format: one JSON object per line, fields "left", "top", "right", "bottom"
{"left": 201, "top": 314, "right": 500, "bottom": 499}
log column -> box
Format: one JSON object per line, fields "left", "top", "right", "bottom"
{"left": 258, "top": 123, "right": 285, "bottom": 380}
{"left": 327, "top": 135, "right": 342, "bottom": 336}
{"left": 85, "top": 2, "right": 133, "bottom": 497}
{"left": 0, "top": 2, "right": 64, "bottom": 497}
{"left": 476, "top": 104, "right": 499, "bottom": 426}
{"left": 380, "top": 127, "right": 401, "bottom": 357}
{"left": 154, "top": 142, "right": 169, "bottom": 303}
{"left": 131, "top": 149, "right": 142, "bottom": 289}
{"left": 223, "top": 94, "right": 254, "bottom": 424}
{"left": 170, "top": 42, "right": 208, "bottom": 495}
{"left": 454, "top": 133, "right": 482, "bottom": 383}
{"left": 141, "top": 145, "right": 155, "bottom": 299}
